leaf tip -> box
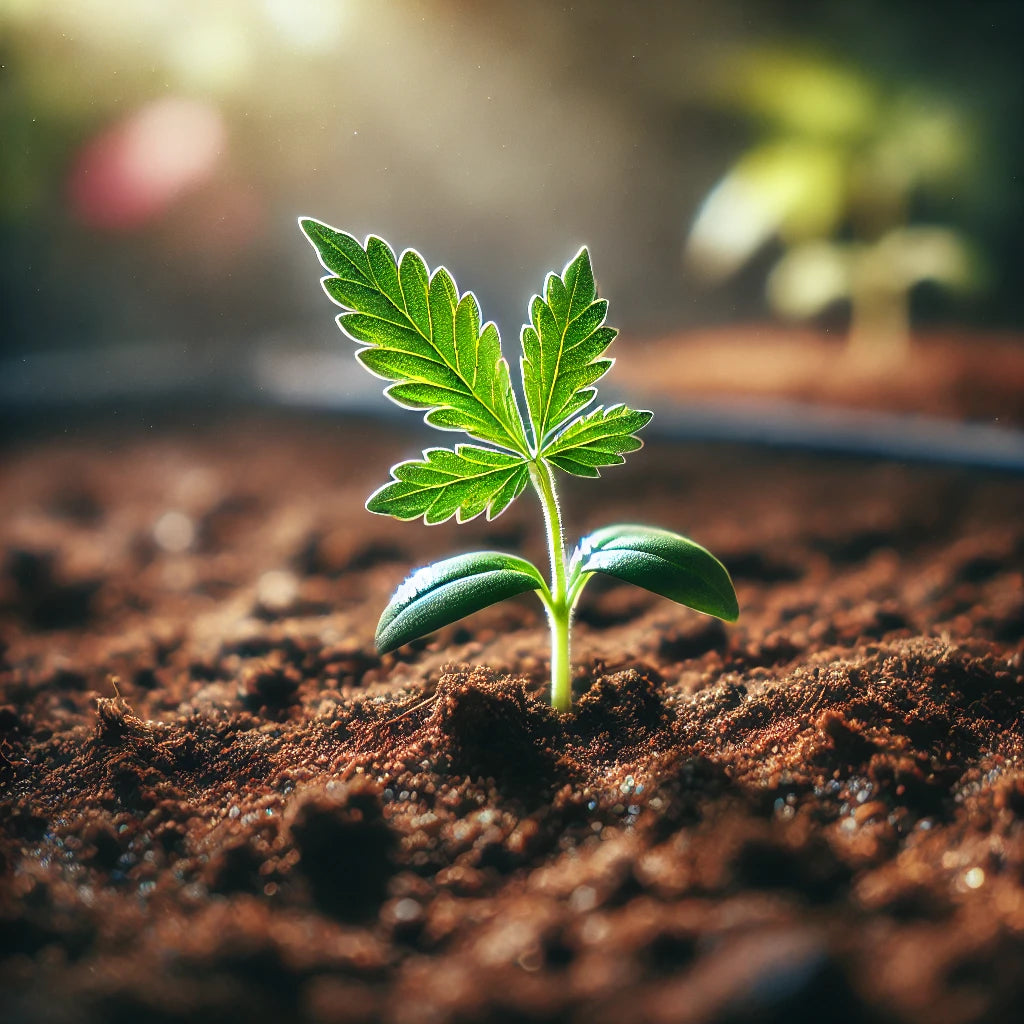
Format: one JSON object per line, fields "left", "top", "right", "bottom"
{"left": 719, "top": 588, "right": 740, "bottom": 623}
{"left": 374, "top": 623, "right": 399, "bottom": 655}
{"left": 297, "top": 216, "right": 324, "bottom": 243}
{"left": 364, "top": 482, "right": 404, "bottom": 518}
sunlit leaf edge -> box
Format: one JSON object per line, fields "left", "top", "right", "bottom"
{"left": 376, "top": 550, "right": 546, "bottom": 653}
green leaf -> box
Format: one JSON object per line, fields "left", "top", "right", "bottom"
{"left": 542, "top": 403, "right": 653, "bottom": 478}
{"left": 572, "top": 524, "right": 739, "bottom": 622}
{"left": 376, "top": 551, "right": 546, "bottom": 654}
{"left": 300, "top": 218, "right": 529, "bottom": 455}
{"left": 366, "top": 445, "right": 530, "bottom": 525}
{"left": 520, "top": 246, "right": 617, "bottom": 446}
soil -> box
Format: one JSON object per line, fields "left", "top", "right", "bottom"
{"left": 614, "top": 328, "right": 1024, "bottom": 426}
{"left": 2, "top": 411, "right": 1023, "bottom": 1024}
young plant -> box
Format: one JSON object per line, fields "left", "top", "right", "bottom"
{"left": 300, "top": 220, "right": 738, "bottom": 710}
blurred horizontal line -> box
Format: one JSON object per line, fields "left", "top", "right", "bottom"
{"left": 641, "top": 396, "right": 1024, "bottom": 473}
{"left": 3, "top": 344, "right": 1024, "bottom": 473}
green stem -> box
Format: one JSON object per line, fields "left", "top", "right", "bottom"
{"left": 529, "top": 459, "right": 572, "bottom": 712}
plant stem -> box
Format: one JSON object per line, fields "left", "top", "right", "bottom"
{"left": 847, "top": 283, "right": 911, "bottom": 366}
{"left": 529, "top": 459, "right": 572, "bottom": 711}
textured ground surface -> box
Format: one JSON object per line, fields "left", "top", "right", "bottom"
{"left": 2, "top": 412, "right": 1023, "bottom": 1024}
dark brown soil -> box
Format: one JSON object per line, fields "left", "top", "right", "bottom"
{"left": 615, "top": 329, "right": 1024, "bottom": 425}
{"left": 2, "top": 412, "right": 1023, "bottom": 1024}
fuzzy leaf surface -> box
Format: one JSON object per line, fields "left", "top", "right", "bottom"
{"left": 541, "top": 403, "right": 653, "bottom": 478}
{"left": 520, "top": 246, "right": 617, "bottom": 446}
{"left": 573, "top": 524, "right": 739, "bottom": 621}
{"left": 376, "top": 551, "right": 545, "bottom": 654}
{"left": 366, "top": 445, "right": 530, "bottom": 525}
{"left": 300, "top": 218, "right": 528, "bottom": 453}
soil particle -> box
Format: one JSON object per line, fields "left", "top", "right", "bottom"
{"left": 1, "top": 414, "right": 1022, "bottom": 1023}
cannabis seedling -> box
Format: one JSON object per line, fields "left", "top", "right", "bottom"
{"left": 300, "top": 220, "right": 738, "bottom": 710}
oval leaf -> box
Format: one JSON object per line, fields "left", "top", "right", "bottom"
{"left": 574, "top": 524, "right": 738, "bottom": 622}
{"left": 376, "top": 552, "right": 545, "bottom": 654}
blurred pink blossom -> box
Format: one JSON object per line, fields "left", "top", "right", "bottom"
{"left": 68, "top": 97, "right": 225, "bottom": 230}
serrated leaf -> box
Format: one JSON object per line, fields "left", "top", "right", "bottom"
{"left": 376, "top": 551, "right": 545, "bottom": 654}
{"left": 542, "top": 403, "right": 652, "bottom": 478}
{"left": 573, "top": 524, "right": 739, "bottom": 622}
{"left": 520, "top": 246, "right": 617, "bottom": 446}
{"left": 300, "top": 218, "right": 528, "bottom": 454}
{"left": 366, "top": 445, "right": 530, "bottom": 525}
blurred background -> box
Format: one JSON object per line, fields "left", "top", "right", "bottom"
{"left": 1, "top": 0, "right": 1022, "bottom": 422}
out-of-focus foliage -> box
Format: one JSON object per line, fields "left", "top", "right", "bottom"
{"left": 1, "top": 1, "right": 1021, "bottom": 383}
{"left": 688, "top": 140, "right": 847, "bottom": 279}
{"left": 687, "top": 47, "right": 988, "bottom": 356}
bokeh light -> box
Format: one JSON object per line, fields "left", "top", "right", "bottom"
{"left": 1, "top": 0, "right": 1021, "bottom": 409}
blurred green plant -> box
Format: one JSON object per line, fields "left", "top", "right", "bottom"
{"left": 686, "top": 47, "right": 985, "bottom": 359}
